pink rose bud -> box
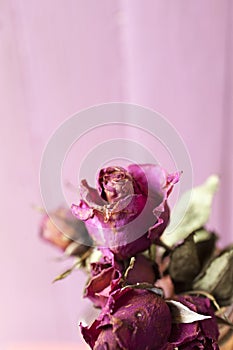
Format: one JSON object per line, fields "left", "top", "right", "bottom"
{"left": 72, "top": 164, "right": 179, "bottom": 259}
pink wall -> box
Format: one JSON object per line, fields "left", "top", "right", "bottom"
{"left": 1, "top": 0, "right": 232, "bottom": 348}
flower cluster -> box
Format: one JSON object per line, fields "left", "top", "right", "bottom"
{"left": 40, "top": 164, "right": 233, "bottom": 349}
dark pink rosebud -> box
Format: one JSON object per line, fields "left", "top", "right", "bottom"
{"left": 84, "top": 251, "right": 123, "bottom": 308}
{"left": 169, "top": 295, "right": 219, "bottom": 349}
{"left": 39, "top": 207, "right": 92, "bottom": 256}
{"left": 84, "top": 265, "right": 121, "bottom": 308}
{"left": 72, "top": 164, "right": 179, "bottom": 259}
{"left": 126, "top": 254, "right": 160, "bottom": 285}
{"left": 81, "top": 288, "right": 172, "bottom": 350}
{"left": 84, "top": 251, "right": 160, "bottom": 308}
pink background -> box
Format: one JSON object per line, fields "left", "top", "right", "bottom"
{"left": 1, "top": 1, "right": 233, "bottom": 349}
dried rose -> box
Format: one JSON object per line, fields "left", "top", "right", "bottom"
{"left": 72, "top": 164, "right": 179, "bottom": 259}
{"left": 39, "top": 207, "right": 92, "bottom": 256}
{"left": 125, "top": 254, "right": 160, "bottom": 285}
{"left": 169, "top": 295, "right": 219, "bottom": 349}
{"left": 81, "top": 287, "right": 172, "bottom": 350}
{"left": 84, "top": 251, "right": 123, "bottom": 308}
{"left": 84, "top": 251, "right": 160, "bottom": 308}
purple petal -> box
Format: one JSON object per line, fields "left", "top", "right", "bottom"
{"left": 169, "top": 295, "right": 219, "bottom": 349}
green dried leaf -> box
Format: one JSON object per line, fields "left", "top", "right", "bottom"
{"left": 166, "top": 300, "right": 211, "bottom": 323}
{"left": 149, "top": 243, "right": 157, "bottom": 261}
{"left": 194, "top": 229, "right": 214, "bottom": 243}
{"left": 193, "top": 247, "right": 233, "bottom": 306}
{"left": 162, "top": 175, "right": 219, "bottom": 247}
{"left": 169, "top": 234, "right": 201, "bottom": 283}
{"left": 53, "top": 268, "right": 74, "bottom": 283}
{"left": 52, "top": 259, "right": 81, "bottom": 283}
{"left": 194, "top": 229, "right": 218, "bottom": 267}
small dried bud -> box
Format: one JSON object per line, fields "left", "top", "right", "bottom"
{"left": 40, "top": 207, "right": 92, "bottom": 257}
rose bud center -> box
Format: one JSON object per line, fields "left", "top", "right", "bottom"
{"left": 100, "top": 167, "right": 134, "bottom": 203}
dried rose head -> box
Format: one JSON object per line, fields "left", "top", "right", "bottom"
{"left": 84, "top": 251, "right": 160, "bottom": 308}
{"left": 39, "top": 207, "right": 92, "bottom": 257}
{"left": 72, "top": 164, "right": 179, "bottom": 259}
{"left": 84, "top": 250, "right": 123, "bottom": 308}
{"left": 81, "top": 287, "right": 172, "bottom": 350}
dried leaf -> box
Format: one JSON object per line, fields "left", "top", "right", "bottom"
{"left": 53, "top": 268, "right": 74, "bottom": 283}
{"left": 149, "top": 243, "right": 157, "bottom": 261}
{"left": 169, "top": 234, "right": 201, "bottom": 283}
{"left": 166, "top": 300, "right": 211, "bottom": 324}
{"left": 193, "top": 247, "right": 233, "bottom": 306}
{"left": 52, "top": 259, "right": 81, "bottom": 283}
{"left": 194, "top": 229, "right": 218, "bottom": 267}
{"left": 215, "top": 315, "right": 233, "bottom": 329}
{"left": 194, "top": 229, "right": 215, "bottom": 243}
{"left": 162, "top": 175, "right": 219, "bottom": 247}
